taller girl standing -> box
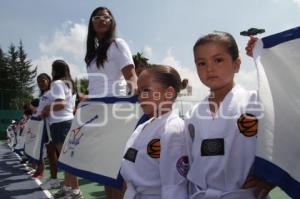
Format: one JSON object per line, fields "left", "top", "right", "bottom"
{"left": 85, "top": 7, "right": 137, "bottom": 98}
{"left": 186, "top": 32, "right": 268, "bottom": 198}
{"left": 85, "top": 6, "right": 138, "bottom": 199}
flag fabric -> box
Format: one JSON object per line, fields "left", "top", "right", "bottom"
{"left": 23, "top": 117, "right": 46, "bottom": 163}
{"left": 14, "top": 126, "right": 25, "bottom": 154}
{"left": 6, "top": 124, "right": 16, "bottom": 148}
{"left": 253, "top": 27, "right": 300, "bottom": 198}
{"left": 57, "top": 96, "right": 142, "bottom": 189}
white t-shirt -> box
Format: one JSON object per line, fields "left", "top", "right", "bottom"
{"left": 34, "top": 90, "right": 51, "bottom": 118}
{"left": 87, "top": 38, "right": 134, "bottom": 97}
{"left": 185, "top": 85, "right": 260, "bottom": 196}
{"left": 121, "top": 111, "right": 188, "bottom": 199}
{"left": 48, "top": 80, "right": 74, "bottom": 124}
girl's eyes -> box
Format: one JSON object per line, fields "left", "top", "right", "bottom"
{"left": 141, "top": 88, "right": 151, "bottom": 92}
{"left": 196, "top": 57, "right": 224, "bottom": 67}
{"left": 214, "top": 58, "right": 224, "bottom": 63}
{"left": 137, "top": 88, "right": 151, "bottom": 95}
{"left": 196, "top": 62, "right": 206, "bottom": 67}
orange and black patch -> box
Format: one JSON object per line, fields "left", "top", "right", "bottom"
{"left": 147, "top": 139, "right": 160, "bottom": 159}
{"left": 237, "top": 113, "right": 258, "bottom": 137}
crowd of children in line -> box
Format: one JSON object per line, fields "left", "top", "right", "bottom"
{"left": 5, "top": 6, "right": 282, "bottom": 199}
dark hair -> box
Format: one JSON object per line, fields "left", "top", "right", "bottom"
{"left": 133, "top": 52, "right": 149, "bottom": 68}
{"left": 37, "top": 73, "right": 51, "bottom": 96}
{"left": 85, "top": 7, "right": 117, "bottom": 68}
{"left": 52, "top": 60, "right": 75, "bottom": 94}
{"left": 146, "top": 64, "right": 188, "bottom": 99}
{"left": 30, "top": 98, "right": 39, "bottom": 108}
{"left": 23, "top": 103, "right": 32, "bottom": 115}
{"left": 193, "top": 31, "right": 239, "bottom": 61}
{"left": 133, "top": 52, "right": 150, "bottom": 76}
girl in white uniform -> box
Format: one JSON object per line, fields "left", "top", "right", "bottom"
{"left": 121, "top": 65, "right": 189, "bottom": 199}
{"left": 186, "top": 32, "right": 271, "bottom": 199}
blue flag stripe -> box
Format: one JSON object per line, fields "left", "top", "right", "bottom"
{"left": 262, "top": 26, "right": 300, "bottom": 48}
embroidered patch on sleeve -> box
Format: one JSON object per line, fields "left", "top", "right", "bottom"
{"left": 176, "top": 156, "right": 189, "bottom": 177}
{"left": 201, "top": 138, "right": 224, "bottom": 156}
{"left": 147, "top": 139, "right": 160, "bottom": 159}
{"left": 124, "top": 148, "right": 138, "bottom": 163}
{"left": 237, "top": 113, "right": 258, "bottom": 137}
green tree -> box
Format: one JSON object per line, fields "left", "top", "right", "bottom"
{"left": 0, "top": 42, "right": 37, "bottom": 110}
{"left": 7, "top": 44, "right": 19, "bottom": 91}
{"left": 0, "top": 44, "right": 19, "bottom": 109}
{"left": 75, "top": 78, "right": 88, "bottom": 96}
{"left": 16, "top": 41, "right": 37, "bottom": 106}
{"left": 132, "top": 52, "right": 150, "bottom": 76}
{"left": 0, "top": 47, "right": 10, "bottom": 109}
{"left": 74, "top": 78, "right": 88, "bottom": 107}
{"left": 0, "top": 47, "right": 8, "bottom": 88}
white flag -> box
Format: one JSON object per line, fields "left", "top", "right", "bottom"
{"left": 254, "top": 27, "right": 300, "bottom": 198}
{"left": 23, "top": 117, "right": 45, "bottom": 162}
{"left": 58, "top": 96, "right": 142, "bottom": 189}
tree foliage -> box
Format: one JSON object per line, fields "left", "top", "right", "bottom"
{"left": 74, "top": 78, "right": 88, "bottom": 95}
{"left": 0, "top": 41, "right": 37, "bottom": 110}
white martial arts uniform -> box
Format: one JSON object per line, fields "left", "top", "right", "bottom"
{"left": 120, "top": 111, "right": 189, "bottom": 199}
{"left": 186, "top": 85, "right": 260, "bottom": 199}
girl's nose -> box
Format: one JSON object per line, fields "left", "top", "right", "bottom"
{"left": 206, "top": 62, "right": 214, "bottom": 72}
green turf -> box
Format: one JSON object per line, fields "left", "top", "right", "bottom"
{"left": 41, "top": 160, "right": 106, "bottom": 199}
{"left": 270, "top": 187, "right": 291, "bottom": 199}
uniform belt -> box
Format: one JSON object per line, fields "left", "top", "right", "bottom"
{"left": 124, "top": 182, "right": 161, "bottom": 199}
{"left": 190, "top": 187, "right": 256, "bottom": 199}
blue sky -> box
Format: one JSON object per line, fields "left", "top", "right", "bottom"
{"left": 1, "top": 0, "right": 300, "bottom": 97}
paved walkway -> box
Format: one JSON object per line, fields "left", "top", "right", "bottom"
{"left": 0, "top": 143, "right": 52, "bottom": 199}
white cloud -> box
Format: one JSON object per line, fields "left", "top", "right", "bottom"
{"left": 293, "top": 0, "right": 300, "bottom": 7}
{"left": 160, "top": 49, "right": 208, "bottom": 98}
{"left": 32, "top": 54, "right": 86, "bottom": 97}
{"left": 33, "top": 20, "right": 88, "bottom": 87}
{"left": 142, "top": 45, "right": 153, "bottom": 58}
{"left": 39, "top": 21, "right": 87, "bottom": 59}
{"left": 32, "top": 55, "right": 84, "bottom": 80}
{"left": 32, "top": 55, "right": 60, "bottom": 76}
{"left": 235, "top": 68, "right": 258, "bottom": 91}
{"left": 270, "top": 0, "right": 300, "bottom": 8}
{"left": 161, "top": 49, "right": 180, "bottom": 66}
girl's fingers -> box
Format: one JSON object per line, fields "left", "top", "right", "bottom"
{"left": 245, "top": 37, "right": 258, "bottom": 57}
{"left": 244, "top": 176, "right": 274, "bottom": 198}
{"left": 249, "top": 36, "right": 258, "bottom": 43}
{"left": 242, "top": 175, "right": 257, "bottom": 188}
{"left": 258, "top": 189, "right": 270, "bottom": 199}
